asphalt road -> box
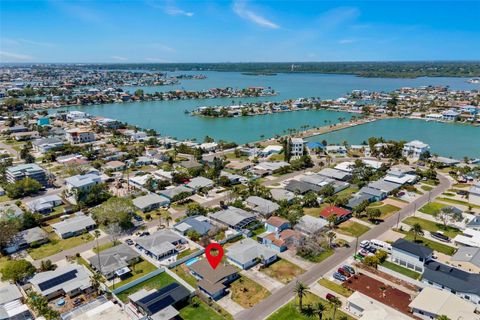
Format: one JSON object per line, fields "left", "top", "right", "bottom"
{"left": 235, "top": 173, "right": 452, "bottom": 320}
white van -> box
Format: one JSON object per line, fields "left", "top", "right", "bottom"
{"left": 369, "top": 239, "right": 392, "bottom": 253}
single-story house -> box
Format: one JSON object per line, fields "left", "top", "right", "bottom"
{"left": 0, "top": 203, "right": 23, "bottom": 218}
{"left": 186, "top": 176, "right": 214, "bottom": 190}
{"left": 226, "top": 238, "right": 277, "bottom": 269}
{"left": 220, "top": 171, "right": 248, "bottom": 185}
{"left": 260, "top": 229, "right": 301, "bottom": 252}
{"left": 88, "top": 244, "right": 140, "bottom": 279}
{"left": 325, "top": 145, "right": 347, "bottom": 155}
{"left": 4, "top": 227, "right": 49, "bottom": 254}
{"left": 295, "top": 215, "right": 328, "bottom": 235}
{"left": 245, "top": 196, "right": 279, "bottom": 217}
{"left": 0, "top": 284, "right": 32, "bottom": 320}
{"left": 104, "top": 160, "right": 126, "bottom": 171}
{"left": 367, "top": 180, "right": 402, "bottom": 194}
{"left": 159, "top": 185, "right": 193, "bottom": 201}
{"left": 174, "top": 215, "right": 213, "bottom": 236}
{"left": 265, "top": 216, "right": 290, "bottom": 233}
{"left": 318, "top": 168, "right": 351, "bottom": 181}
{"left": 135, "top": 230, "right": 186, "bottom": 261}
{"left": 346, "top": 193, "right": 373, "bottom": 209}
{"left": 26, "top": 195, "right": 63, "bottom": 214}
{"left": 358, "top": 186, "right": 387, "bottom": 201}
{"left": 29, "top": 264, "right": 93, "bottom": 300}
{"left": 318, "top": 205, "right": 352, "bottom": 224}
{"left": 285, "top": 180, "right": 322, "bottom": 195}
{"left": 450, "top": 246, "right": 480, "bottom": 273}
{"left": 270, "top": 189, "right": 295, "bottom": 202}
{"left": 133, "top": 193, "right": 170, "bottom": 212}
{"left": 189, "top": 259, "right": 239, "bottom": 300}
{"left": 346, "top": 291, "right": 411, "bottom": 320}
{"left": 51, "top": 213, "right": 96, "bottom": 239}
{"left": 209, "top": 207, "right": 257, "bottom": 230}
{"left": 32, "top": 137, "right": 64, "bottom": 153}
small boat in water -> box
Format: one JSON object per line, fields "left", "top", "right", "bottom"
{"left": 467, "top": 78, "right": 480, "bottom": 84}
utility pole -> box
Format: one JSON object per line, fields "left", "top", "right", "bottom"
{"left": 413, "top": 203, "right": 417, "bottom": 217}
{"left": 396, "top": 212, "right": 401, "bottom": 230}
{"left": 354, "top": 236, "right": 359, "bottom": 257}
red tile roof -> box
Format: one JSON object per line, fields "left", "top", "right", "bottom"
{"left": 319, "top": 205, "right": 351, "bottom": 219}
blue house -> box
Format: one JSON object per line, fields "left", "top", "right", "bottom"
{"left": 265, "top": 216, "right": 290, "bottom": 233}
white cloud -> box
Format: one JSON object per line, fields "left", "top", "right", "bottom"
{"left": 147, "top": 0, "right": 193, "bottom": 17}
{"left": 233, "top": 1, "right": 280, "bottom": 29}
{"left": 317, "top": 7, "right": 360, "bottom": 29}
{"left": 112, "top": 56, "right": 128, "bottom": 61}
{"left": 0, "top": 51, "right": 34, "bottom": 62}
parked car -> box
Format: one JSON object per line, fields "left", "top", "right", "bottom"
{"left": 431, "top": 232, "right": 450, "bottom": 242}
{"left": 366, "top": 246, "right": 377, "bottom": 254}
{"left": 139, "top": 231, "right": 150, "bottom": 237}
{"left": 333, "top": 272, "right": 347, "bottom": 282}
{"left": 359, "top": 240, "right": 370, "bottom": 249}
{"left": 338, "top": 267, "right": 351, "bottom": 277}
{"left": 343, "top": 265, "right": 355, "bottom": 275}
{"left": 125, "top": 238, "right": 134, "bottom": 245}
{"left": 133, "top": 215, "right": 143, "bottom": 222}
{"left": 326, "top": 293, "right": 337, "bottom": 301}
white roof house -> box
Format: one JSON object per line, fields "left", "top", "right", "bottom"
{"left": 186, "top": 176, "right": 214, "bottom": 190}
{"left": 0, "top": 284, "right": 31, "bottom": 320}
{"left": 26, "top": 194, "right": 63, "bottom": 213}
{"left": 209, "top": 207, "right": 257, "bottom": 230}
{"left": 52, "top": 213, "right": 96, "bottom": 239}
{"left": 135, "top": 230, "right": 186, "bottom": 260}
{"left": 453, "top": 228, "right": 480, "bottom": 248}
{"left": 347, "top": 291, "right": 412, "bottom": 320}
{"left": 65, "top": 171, "right": 101, "bottom": 191}
{"left": 226, "top": 238, "right": 277, "bottom": 270}
{"left": 295, "top": 215, "right": 328, "bottom": 235}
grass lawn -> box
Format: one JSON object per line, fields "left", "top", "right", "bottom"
{"left": 116, "top": 271, "right": 176, "bottom": 302}
{"left": 403, "top": 216, "right": 462, "bottom": 238}
{"left": 421, "top": 185, "right": 433, "bottom": 191}
{"left": 336, "top": 221, "right": 370, "bottom": 237}
{"left": 267, "top": 293, "right": 354, "bottom": 320}
{"left": 401, "top": 232, "right": 456, "bottom": 256}
{"left": 172, "top": 199, "right": 195, "bottom": 211}
{"left": 28, "top": 233, "right": 94, "bottom": 260}
{"left": 372, "top": 204, "right": 401, "bottom": 219}
{"left": 260, "top": 259, "right": 305, "bottom": 284}
{"left": 335, "top": 187, "right": 359, "bottom": 198}
{"left": 268, "top": 153, "right": 285, "bottom": 162}
{"left": 419, "top": 202, "right": 446, "bottom": 215}
{"left": 179, "top": 298, "right": 231, "bottom": 320}
{"left": 76, "top": 256, "right": 94, "bottom": 273}
{"left": 303, "top": 204, "right": 330, "bottom": 217}
{"left": 177, "top": 248, "right": 198, "bottom": 260}
{"left": 424, "top": 179, "right": 439, "bottom": 186}
{"left": 251, "top": 226, "right": 266, "bottom": 241}
{"left": 172, "top": 265, "right": 198, "bottom": 288}
{"left": 92, "top": 241, "right": 119, "bottom": 253}
{"left": 381, "top": 261, "right": 421, "bottom": 279}
{"left": 452, "top": 183, "right": 471, "bottom": 189}
{"left": 318, "top": 278, "right": 353, "bottom": 297}
{"left": 0, "top": 195, "right": 11, "bottom": 203}
{"left": 368, "top": 201, "right": 384, "bottom": 207}
{"left": 297, "top": 248, "right": 334, "bottom": 263}
{"left": 230, "top": 275, "right": 270, "bottom": 308}
{"left": 437, "top": 197, "right": 480, "bottom": 209}
{"left": 109, "top": 259, "right": 158, "bottom": 290}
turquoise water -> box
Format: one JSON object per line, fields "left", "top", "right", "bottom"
{"left": 307, "top": 118, "right": 480, "bottom": 159}
{"left": 51, "top": 72, "right": 479, "bottom": 155}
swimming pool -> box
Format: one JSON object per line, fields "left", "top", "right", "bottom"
{"left": 185, "top": 256, "right": 200, "bottom": 266}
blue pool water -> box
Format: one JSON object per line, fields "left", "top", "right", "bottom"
{"left": 185, "top": 256, "right": 200, "bottom": 266}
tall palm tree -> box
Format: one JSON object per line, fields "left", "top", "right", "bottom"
{"left": 294, "top": 281, "right": 309, "bottom": 311}
{"left": 313, "top": 302, "right": 326, "bottom": 320}
{"left": 410, "top": 223, "right": 424, "bottom": 241}
{"left": 329, "top": 297, "right": 342, "bottom": 320}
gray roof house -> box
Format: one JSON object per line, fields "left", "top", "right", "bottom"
{"left": 29, "top": 264, "right": 92, "bottom": 300}
{"left": 209, "top": 207, "right": 257, "bottom": 230}
{"left": 346, "top": 193, "right": 372, "bottom": 209}
{"left": 467, "top": 216, "right": 480, "bottom": 231}
{"left": 451, "top": 247, "right": 480, "bottom": 273}
{"left": 32, "top": 137, "right": 64, "bottom": 153}
{"left": 186, "top": 176, "right": 214, "bottom": 190}
{"left": 159, "top": 186, "right": 192, "bottom": 200}
{"left": 227, "top": 238, "right": 277, "bottom": 270}
{"left": 174, "top": 215, "right": 212, "bottom": 236}
{"left": 270, "top": 189, "right": 295, "bottom": 202}
{"left": 133, "top": 193, "right": 170, "bottom": 212}
{"left": 245, "top": 196, "right": 280, "bottom": 217}
{"left": 135, "top": 230, "right": 186, "bottom": 261}
{"left": 26, "top": 194, "right": 63, "bottom": 214}
{"left": 318, "top": 168, "right": 351, "bottom": 181}
{"left": 52, "top": 213, "right": 96, "bottom": 239}
{"left": 367, "top": 179, "right": 402, "bottom": 194}
{"left": 4, "top": 226, "right": 49, "bottom": 254}
{"left": 88, "top": 244, "right": 140, "bottom": 279}
{"left": 0, "top": 203, "right": 23, "bottom": 218}
{"left": 0, "top": 284, "right": 32, "bottom": 320}
{"left": 295, "top": 215, "right": 328, "bottom": 235}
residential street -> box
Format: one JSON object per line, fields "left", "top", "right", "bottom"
{"left": 235, "top": 173, "right": 452, "bottom": 320}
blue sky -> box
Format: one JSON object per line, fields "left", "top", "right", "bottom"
{"left": 1, "top": 0, "right": 479, "bottom": 63}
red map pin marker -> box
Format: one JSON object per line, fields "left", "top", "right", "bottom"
{"left": 205, "top": 243, "right": 223, "bottom": 270}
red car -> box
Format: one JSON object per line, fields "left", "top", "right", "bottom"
{"left": 337, "top": 267, "right": 351, "bottom": 278}
{"left": 326, "top": 293, "right": 337, "bottom": 301}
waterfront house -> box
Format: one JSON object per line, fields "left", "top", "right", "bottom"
{"left": 4, "top": 226, "right": 49, "bottom": 254}
{"left": 422, "top": 260, "right": 480, "bottom": 304}
{"left": 6, "top": 163, "right": 47, "bottom": 186}
{"left": 209, "top": 207, "right": 257, "bottom": 230}
{"left": 133, "top": 193, "right": 170, "bottom": 212}
{"left": 318, "top": 205, "right": 352, "bottom": 224}
{"left": 409, "top": 287, "right": 478, "bottom": 320}
{"left": 391, "top": 238, "right": 433, "bottom": 273}
{"left": 88, "top": 243, "right": 140, "bottom": 279}
{"left": 128, "top": 283, "right": 191, "bottom": 320}
{"left": 135, "top": 230, "right": 186, "bottom": 261}
{"left": 66, "top": 128, "right": 95, "bottom": 144}
{"left": 245, "top": 196, "right": 279, "bottom": 217}
{"left": 469, "top": 182, "right": 480, "bottom": 206}
{"left": 325, "top": 145, "right": 347, "bottom": 155}
{"left": 29, "top": 264, "right": 93, "bottom": 301}
{"left": 260, "top": 145, "right": 283, "bottom": 157}
{"left": 265, "top": 216, "right": 290, "bottom": 233}
{"left": 174, "top": 215, "right": 212, "bottom": 236}
{"left": 290, "top": 138, "right": 305, "bottom": 159}
{"left": 32, "top": 137, "right": 64, "bottom": 153}
{"left": 52, "top": 213, "right": 96, "bottom": 239}
{"left": 450, "top": 246, "right": 480, "bottom": 273}
{"left": 188, "top": 259, "right": 239, "bottom": 300}
{"left": 226, "top": 238, "right": 277, "bottom": 269}
{"left": 66, "top": 111, "right": 88, "bottom": 121}
{"left": 442, "top": 110, "right": 460, "bottom": 121}
{"left": 306, "top": 141, "right": 324, "bottom": 155}
{"left": 402, "top": 140, "right": 430, "bottom": 159}
{"left": 26, "top": 194, "right": 63, "bottom": 214}
{"left": 295, "top": 215, "right": 328, "bottom": 235}
{"left": 0, "top": 284, "right": 33, "bottom": 319}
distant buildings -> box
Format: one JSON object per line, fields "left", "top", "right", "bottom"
{"left": 469, "top": 182, "right": 480, "bottom": 206}
{"left": 6, "top": 163, "right": 47, "bottom": 186}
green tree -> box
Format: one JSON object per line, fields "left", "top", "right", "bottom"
{"left": 303, "top": 191, "right": 318, "bottom": 208}
{"left": 186, "top": 202, "right": 207, "bottom": 216}
{"left": 410, "top": 223, "right": 424, "bottom": 241}
{"left": 0, "top": 218, "right": 20, "bottom": 249}
{"left": 329, "top": 296, "right": 342, "bottom": 320}
{"left": 92, "top": 197, "right": 134, "bottom": 229}
{"left": 363, "top": 255, "right": 380, "bottom": 269}
{"left": 294, "top": 281, "right": 309, "bottom": 311}
{"left": 313, "top": 302, "right": 326, "bottom": 320}
{"left": 437, "top": 316, "right": 451, "bottom": 320}
{"left": 366, "top": 208, "right": 381, "bottom": 222}
{"left": 5, "top": 177, "right": 42, "bottom": 199}
{"left": 1, "top": 259, "right": 36, "bottom": 282}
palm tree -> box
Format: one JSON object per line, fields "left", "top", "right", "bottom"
{"left": 90, "top": 272, "right": 102, "bottom": 295}
{"left": 410, "top": 223, "right": 424, "bottom": 241}
{"left": 329, "top": 296, "right": 342, "bottom": 320}
{"left": 313, "top": 302, "right": 326, "bottom": 320}
{"left": 326, "top": 231, "right": 336, "bottom": 248}
{"left": 437, "top": 315, "right": 451, "bottom": 320}
{"left": 294, "top": 281, "right": 309, "bottom": 311}
{"left": 94, "top": 230, "right": 102, "bottom": 273}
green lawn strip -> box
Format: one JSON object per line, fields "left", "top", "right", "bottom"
{"left": 297, "top": 248, "right": 334, "bottom": 263}
{"left": 116, "top": 272, "right": 176, "bottom": 302}
{"left": 303, "top": 204, "right": 330, "bottom": 217}
{"left": 366, "top": 204, "right": 400, "bottom": 220}
{"left": 381, "top": 261, "right": 421, "bottom": 280}
{"left": 317, "top": 278, "right": 353, "bottom": 297}
{"left": 28, "top": 233, "right": 94, "bottom": 260}
{"left": 230, "top": 275, "right": 270, "bottom": 308}
{"left": 437, "top": 197, "right": 480, "bottom": 209}
{"left": 0, "top": 195, "right": 11, "bottom": 203}
{"left": 76, "top": 256, "right": 95, "bottom": 273}
{"left": 268, "top": 153, "right": 285, "bottom": 162}
{"left": 335, "top": 187, "right": 359, "bottom": 198}
{"left": 423, "top": 179, "right": 439, "bottom": 186}
{"left": 260, "top": 258, "right": 305, "bottom": 284}
{"left": 92, "top": 241, "right": 119, "bottom": 253}
{"left": 421, "top": 185, "right": 433, "bottom": 191}
{"left": 172, "top": 265, "right": 198, "bottom": 288}
{"left": 336, "top": 221, "right": 370, "bottom": 237}
{"left": 452, "top": 183, "right": 471, "bottom": 189}
{"left": 267, "top": 293, "right": 354, "bottom": 320}
{"left": 368, "top": 201, "right": 384, "bottom": 207}
{"left": 109, "top": 259, "right": 158, "bottom": 290}
{"left": 179, "top": 299, "right": 229, "bottom": 320}
{"left": 403, "top": 216, "right": 461, "bottom": 238}
{"left": 177, "top": 248, "right": 199, "bottom": 260}
{"left": 251, "top": 226, "right": 266, "bottom": 241}
{"left": 419, "top": 202, "right": 446, "bottom": 215}
{"left": 399, "top": 231, "right": 456, "bottom": 256}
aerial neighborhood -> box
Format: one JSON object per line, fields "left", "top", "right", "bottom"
{"left": 0, "top": 67, "right": 480, "bottom": 320}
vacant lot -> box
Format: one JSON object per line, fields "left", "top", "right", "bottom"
{"left": 116, "top": 272, "right": 176, "bottom": 302}
{"left": 403, "top": 216, "right": 461, "bottom": 238}
{"left": 28, "top": 233, "right": 94, "bottom": 260}
{"left": 419, "top": 202, "right": 446, "bottom": 215}
{"left": 337, "top": 220, "right": 370, "bottom": 237}
{"left": 261, "top": 259, "right": 305, "bottom": 284}
{"left": 230, "top": 275, "right": 270, "bottom": 308}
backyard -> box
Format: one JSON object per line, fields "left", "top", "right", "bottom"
{"left": 230, "top": 275, "right": 270, "bottom": 308}
{"left": 267, "top": 293, "right": 354, "bottom": 320}
{"left": 303, "top": 204, "right": 330, "bottom": 217}
{"left": 116, "top": 272, "right": 176, "bottom": 302}
{"left": 109, "top": 259, "right": 158, "bottom": 289}
{"left": 381, "top": 261, "right": 421, "bottom": 280}
{"left": 28, "top": 233, "right": 94, "bottom": 260}
{"left": 336, "top": 220, "right": 370, "bottom": 237}
{"left": 260, "top": 259, "right": 305, "bottom": 284}
{"left": 179, "top": 298, "right": 232, "bottom": 320}
{"left": 177, "top": 248, "right": 199, "bottom": 260}
{"left": 172, "top": 265, "right": 198, "bottom": 288}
